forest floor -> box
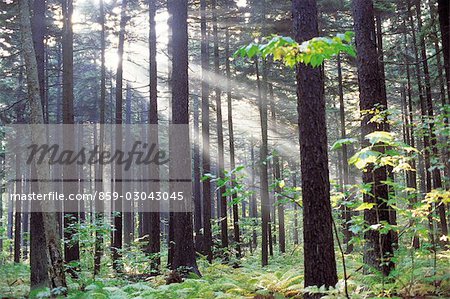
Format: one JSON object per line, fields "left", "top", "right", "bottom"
{"left": 0, "top": 246, "right": 449, "bottom": 298}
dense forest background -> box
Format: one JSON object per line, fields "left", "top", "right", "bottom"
{"left": 0, "top": 0, "right": 449, "bottom": 298}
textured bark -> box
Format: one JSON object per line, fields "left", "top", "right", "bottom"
{"left": 212, "top": 0, "right": 223, "bottom": 262}
{"left": 250, "top": 141, "right": 258, "bottom": 248}
{"left": 224, "top": 26, "right": 241, "bottom": 258}
{"left": 408, "top": 0, "right": 437, "bottom": 245}
{"left": 94, "top": 0, "right": 106, "bottom": 276}
{"left": 19, "top": 0, "right": 67, "bottom": 290}
{"left": 123, "top": 85, "right": 133, "bottom": 247}
{"left": 429, "top": 2, "right": 450, "bottom": 191}
{"left": 200, "top": 0, "right": 214, "bottom": 255}
{"left": 142, "top": 0, "right": 161, "bottom": 269}
{"left": 375, "top": 11, "right": 398, "bottom": 249}
{"left": 415, "top": 0, "right": 448, "bottom": 237}
{"left": 168, "top": 0, "right": 199, "bottom": 275}
{"left": 438, "top": 0, "right": 450, "bottom": 102}
{"left": 112, "top": 0, "right": 128, "bottom": 272}
{"left": 337, "top": 54, "right": 353, "bottom": 253}
{"left": 293, "top": 0, "right": 338, "bottom": 292}
{"left": 14, "top": 152, "right": 22, "bottom": 263}
{"left": 352, "top": 0, "right": 394, "bottom": 276}
{"left": 402, "top": 32, "right": 420, "bottom": 247}
{"left": 28, "top": 0, "right": 51, "bottom": 287}
{"left": 292, "top": 171, "right": 299, "bottom": 245}
{"left": 62, "top": 0, "right": 80, "bottom": 269}
{"left": 255, "top": 59, "right": 270, "bottom": 267}
{"left": 270, "top": 87, "right": 285, "bottom": 254}
{"left": 193, "top": 94, "right": 203, "bottom": 251}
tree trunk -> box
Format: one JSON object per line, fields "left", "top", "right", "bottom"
{"left": 62, "top": 0, "right": 80, "bottom": 270}
{"left": 14, "top": 153, "right": 22, "bottom": 263}
{"left": 438, "top": 0, "right": 450, "bottom": 102}
{"left": 250, "top": 140, "right": 258, "bottom": 248}
{"left": 200, "top": 0, "right": 214, "bottom": 257}
{"left": 337, "top": 54, "right": 353, "bottom": 253}
{"left": 19, "top": 0, "right": 67, "bottom": 290}
{"left": 270, "top": 86, "right": 285, "bottom": 254}
{"left": 408, "top": 0, "right": 437, "bottom": 245}
{"left": 225, "top": 25, "right": 241, "bottom": 258}
{"left": 415, "top": 0, "right": 448, "bottom": 237}
{"left": 94, "top": 0, "right": 107, "bottom": 275}
{"left": 193, "top": 94, "right": 203, "bottom": 252}
{"left": 293, "top": 0, "right": 338, "bottom": 292}
{"left": 112, "top": 0, "right": 128, "bottom": 272}
{"left": 143, "top": 0, "right": 161, "bottom": 269}
{"left": 168, "top": 0, "right": 199, "bottom": 275}
{"left": 292, "top": 170, "right": 299, "bottom": 245}
{"left": 255, "top": 58, "right": 270, "bottom": 266}
{"left": 352, "top": 0, "right": 394, "bottom": 276}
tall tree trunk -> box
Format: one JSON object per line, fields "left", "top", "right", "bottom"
{"left": 19, "top": 0, "right": 67, "bottom": 290}
{"left": 255, "top": 59, "right": 270, "bottom": 267}
{"left": 270, "top": 86, "right": 285, "bottom": 254}
{"left": 337, "top": 54, "right": 353, "bottom": 253}
{"left": 143, "top": 0, "right": 161, "bottom": 269}
{"left": 375, "top": 11, "right": 398, "bottom": 249}
{"left": 250, "top": 140, "right": 258, "bottom": 248}
{"left": 292, "top": 170, "right": 299, "bottom": 245}
{"left": 14, "top": 152, "right": 22, "bottom": 263}
{"left": 225, "top": 25, "right": 241, "bottom": 258}
{"left": 429, "top": 2, "right": 450, "bottom": 190}
{"left": 212, "top": 0, "right": 223, "bottom": 262}
{"left": 123, "top": 84, "right": 133, "bottom": 247}
{"left": 62, "top": 0, "right": 80, "bottom": 270}
{"left": 438, "top": 0, "right": 450, "bottom": 102}
{"left": 293, "top": 0, "right": 338, "bottom": 293}
{"left": 168, "top": 0, "right": 199, "bottom": 275}
{"left": 352, "top": 0, "right": 394, "bottom": 276}
{"left": 408, "top": 0, "right": 437, "bottom": 245}
{"left": 112, "top": 0, "right": 128, "bottom": 272}
{"left": 29, "top": 0, "right": 51, "bottom": 288}
{"left": 415, "top": 0, "right": 448, "bottom": 237}
{"left": 200, "top": 0, "right": 214, "bottom": 256}
{"left": 94, "top": 0, "right": 106, "bottom": 275}
{"left": 193, "top": 94, "right": 203, "bottom": 251}
{"left": 402, "top": 23, "right": 420, "bottom": 248}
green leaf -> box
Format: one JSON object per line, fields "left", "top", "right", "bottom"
{"left": 349, "top": 148, "right": 381, "bottom": 169}
{"left": 331, "top": 137, "right": 358, "bottom": 150}
{"left": 365, "top": 131, "right": 394, "bottom": 145}
{"left": 354, "top": 202, "right": 376, "bottom": 211}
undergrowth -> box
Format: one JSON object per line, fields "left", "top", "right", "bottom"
{"left": 1, "top": 245, "right": 449, "bottom": 298}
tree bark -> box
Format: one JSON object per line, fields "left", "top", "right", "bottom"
{"left": 62, "top": 0, "right": 80, "bottom": 270}
{"left": 225, "top": 25, "right": 241, "bottom": 258}
{"left": 19, "top": 0, "right": 67, "bottom": 290}
{"left": 168, "top": 0, "right": 200, "bottom": 275}
{"left": 270, "top": 86, "right": 285, "bottom": 254}
{"left": 255, "top": 58, "right": 270, "bottom": 267}
{"left": 142, "top": 0, "right": 161, "bottom": 269}
{"left": 352, "top": 0, "right": 394, "bottom": 276}
{"left": 293, "top": 0, "right": 338, "bottom": 292}
{"left": 438, "top": 0, "right": 450, "bottom": 102}
{"left": 415, "top": 0, "right": 448, "bottom": 237}
{"left": 337, "top": 54, "right": 353, "bottom": 253}
{"left": 94, "top": 0, "right": 107, "bottom": 275}
{"left": 112, "top": 0, "right": 128, "bottom": 272}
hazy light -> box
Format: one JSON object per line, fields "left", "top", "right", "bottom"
{"left": 236, "top": 0, "right": 247, "bottom": 8}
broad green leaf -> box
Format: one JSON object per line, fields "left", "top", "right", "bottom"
{"left": 365, "top": 131, "right": 394, "bottom": 145}
{"left": 354, "top": 202, "right": 376, "bottom": 211}
{"left": 331, "top": 137, "right": 358, "bottom": 150}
